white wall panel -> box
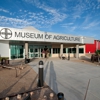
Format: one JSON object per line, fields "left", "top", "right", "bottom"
{"left": 0, "top": 40, "right": 9, "bottom": 57}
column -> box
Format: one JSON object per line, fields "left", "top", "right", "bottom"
{"left": 25, "top": 42, "right": 28, "bottom": 58}
{"left": 9, "top": 45, "right": 11, "bottom": 60}
{"left": 23, "top": 48, "right": 25, "bottom": 59}
{"left": 39, "top": 48, "right": 41, "bottom": 58}
{"left": 51, "top": 48, "right": 53, "bottom": 57}
{"left": 76, "top": 45, "right": 79, "bottom": 58}
{"left": 60, "top": 43, "right": 63, "bottom": 59}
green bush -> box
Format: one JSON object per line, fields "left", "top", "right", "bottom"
{"left": 0, "top": 57, "right": 9, "bottom": 61}
{"left": 95, "top": 50, "right": 100, "bottom": 55}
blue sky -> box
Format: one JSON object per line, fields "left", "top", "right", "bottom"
{"left": 0, "top": 0, "right": 100, "bottom": 39}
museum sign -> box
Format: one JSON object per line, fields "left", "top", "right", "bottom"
{"left": 0, "top": 27, "right": 81, "bottom": 43}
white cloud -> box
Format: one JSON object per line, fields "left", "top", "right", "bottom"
{"left": 82, "top": 21, "right": 100, "bottom": 29}
{"left": 34, "top": 2, "right": 67, "bottom": 23}
{"left": 19, "top": 9, "right": 22, "bottom": 12}
{"left": 61, "top": 23, "right": 73, "bottom": 27}
{"left": 97, "top": 4, "right": 100, "bottom": 9}
{"left": 80, "top": 14, "right": 100, "bottom": 30}
{"left": 0, "top": 12, "right": 64, "bottom": 29}
{"left": 0, "top": 8, "right": 9, "bottom": 13}
{"left": 61, "top": 23, "right": 77, "bottom": 32}
{"left": 24, "top": 0, "right": 67, "bottom": 26}
{"left": 98, "top": 0, "right": 100, "bottom": 2}
{"left": 82, "top": 15, "right": 91, "bottom": 25}
{"left": 67, "top": 1, "right": 84, "bottom": 19}
{"left": 71, "top": 26, "right": 77, "bottom": 31}
{"left": 0, "top": 16, "right": 34, "bottom": 28}
{"left": 69, "top": 0, "right": 100, "bottom": 20}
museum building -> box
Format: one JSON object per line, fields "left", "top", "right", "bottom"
{"left": 0, "top": 26, "right": 94, "bottom": 60}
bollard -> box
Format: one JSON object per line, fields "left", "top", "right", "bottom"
{"left": 38, "top": 60, "right": 44, "bottom": 87}
{"left": 25, "top": 56, "right": 27, "bottom": 64}
{"left": 68, "top": 51, "right": 70, "bottom": 60}
{"left": 57, "top": 92, "right": 64, "bottom": 100}
{"left": 25, "top": 55, "right": 30, "bottom": 64}
{"left": 68, "top": 54, "right": 70, "bottom": 60}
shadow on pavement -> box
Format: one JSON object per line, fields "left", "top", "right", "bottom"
{"left": 44, "top": 61, "right": 49, "bottom": 81}
{"left": 28, "top": 74, "right": 38, "bottom": 90}
{"left": 80, "top": 56, "right": 91, "bottom": 62}
{"left": 49, "top": 61, "right": 58, "bottom": 93}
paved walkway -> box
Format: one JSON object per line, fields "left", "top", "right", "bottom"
{"left": 29, "top": 58, "right": 100, "bottom": 100}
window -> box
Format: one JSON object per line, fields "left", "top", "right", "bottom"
{"left": 67, "top": 48, "right": 76, "bottom": 53}
{"left": 72, "top": 48, "right": 76, "bottom": 53}
{"left": 30, "top": 48, "right": 33, "bottom": 52}
{"left": 53, "top": 48, "right": 57, "bottom": 54}
{"left": 79, "top": 48, "right": 84, "bottom": 53}
{"left": 63, "top": 48, "right": 66, "bottom": 53}
{"left": 58, "top": 48, "right": 60, "bottom": 53}
{"left": 53, "top": 48, "right": 60, "bottom": 54}
{"left": 10, "top": 45, "right": 24, "bottom": 59}
{"left": 68, "top": 48, "right": 71, "bottom": 53}
{"left": 35, "top": 48, "right": 38, "bottom": 52}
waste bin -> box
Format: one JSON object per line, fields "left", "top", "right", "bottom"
{"left": 25, "top": 58, "right": 30, "bottom": 64}
{"left": 57, "top": 92, "right": 64, "bottom": 100}
{"left": 1, "top": 58, "right": 6, "bottom": 65}
{"left": 27, "top": 59, "right": 30, "bottom": 63}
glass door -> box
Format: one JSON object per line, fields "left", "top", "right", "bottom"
{"left": 29, "top": 48, "right": 34, "bottom": 58}
{"left": 40, "top": 46, "right": 51, "bottom": 58}
{"left": 29, "top": 45, "right": 52, "bottom": 58}
{"left": 33, "top": 48, "right": 40, "bottom": 58}
{"left": 10, "top": 45, "right": 24, "bottom": 59}
{"left": 29, "top": 46, "right": 40, "bottom": 58}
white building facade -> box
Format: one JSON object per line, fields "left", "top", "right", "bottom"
{"left": 0, "top": 26, "right": 94, "bottom": 60}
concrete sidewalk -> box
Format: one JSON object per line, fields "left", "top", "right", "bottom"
{"left": 29, "top": 58, "right": 100, "bottom": 100}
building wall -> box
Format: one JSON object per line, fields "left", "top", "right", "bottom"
{"left": 0, "top": 41, "right": 85, "bottom": 59}
{"left": 97, "top": 40, "right": 100, "bottom": 50}
{"left": 98, "top": 41, "right": 100, "bottom": 50}
{"left": 85, "top": 40, "right": 96, "bottom": 53}
{"left": 52, "top": 44, "right": 85, "bottom": 57}
{"left": 85, "top": 40, "right": 100, "bottom": 53}
{"left": 0, "top": 40, "right": 9, "bottom": 57}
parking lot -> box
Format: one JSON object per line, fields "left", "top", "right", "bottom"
{"left": 29, "top": 58, "right": 100, "bottom": 100}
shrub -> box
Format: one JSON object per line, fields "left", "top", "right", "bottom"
{"left": 0, "top": 57, "right": 9, "bottom": 61}
{"left": 95, "top": 50, "right": 100, "bottom": 55}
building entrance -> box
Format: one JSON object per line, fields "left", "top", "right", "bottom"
{"left": 29, "top": 45, "right": 51, "bottom": 58}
